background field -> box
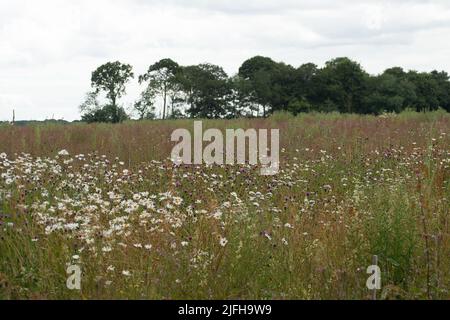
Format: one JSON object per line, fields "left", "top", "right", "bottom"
{"left": 0, "top": 111, "right": 449, "bottom": 299}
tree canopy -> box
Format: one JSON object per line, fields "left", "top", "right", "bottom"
{"left": 84, "top": 61, "right": 134, "bottom": 123}
{"left": 81, "top": 56, "right": 450, "bottom": 122}
{"left": 139, "top": 58, "right": 181, "bottom": 119}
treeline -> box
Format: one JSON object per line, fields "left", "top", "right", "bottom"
{"left": 80, "top": 56, "right": 450, "bottom": 122}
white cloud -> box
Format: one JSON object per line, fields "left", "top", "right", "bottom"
{"left": 1, "top": 0, "right": 450, "bottom": 120}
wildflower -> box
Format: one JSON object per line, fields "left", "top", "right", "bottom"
{"left": 132, "top": 194, "right": 141, "bottom": 201}
{"left": 172, "top": 197, "right": 183, "bottom": 206}
{"left": 220, "top": 237, "right": 228, "bottom": 247}
{"left": 58, "top": 149, "right": 69, "bottom": 156}
{"left": 222, "top": 202, "right": 231, "bottom": 208}
{"left": 181, "top": 241, "right": 189, "bottom": 247}
{"left": 102, "top": 246, "right": 112, "bottom": 253}
{"left": 64, "top": 223, "right": 79, "bottom": 231}
{"left": 122, "top": 270, "right": 131, "bottom": 277}
{"left": 212, "top": 210, "right": 223, "bottom": 220}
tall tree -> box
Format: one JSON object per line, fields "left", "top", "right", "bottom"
{"left": 180, "top": 63, "right": 231, "bottom": 119}
{"left": 134, "top": 86, "right": 157, "bottom": 120}
{"left": 80, "top": 91, "right": 129, "bottom": 123}
{"left": 363, "top": 73, "right": 416, "bottom": 114}
{"left": 139, "top": 58, "right": 181, "bottom": 119}
{"left": 407, "top": 71, "right": 440, "bottom": 112}
{"left": 318, "top": 57, "right": 368, "bottom": 113}
{"left": 229, "top": 75, "right": 258, "bottom": 118}
{"left": 238, "top": 56, "right": 278, "bottom": 117}
{"left": 292, "top": 63, "right": 319, "bottom": 102}
{"left": 239, "top": 56, "right": 295, "bottom": 116}
{"left": 430, "top": 70, "right": 450, "bottom": 112}
{"left": 269, "top": 62, "right": 296, "bottom": 113}
{"left": 167, "top": 72, "right": 186, "bottom": 118}
{"left": 91, "top": 61, "right": 134, "bottom": 123}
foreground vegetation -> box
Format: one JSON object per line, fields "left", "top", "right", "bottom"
{"left": 0, "top": 111, "right": 449, "bottom": 299}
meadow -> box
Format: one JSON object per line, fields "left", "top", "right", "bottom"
{"left": 0, "top": 111, "right": 448, "bottom": 300}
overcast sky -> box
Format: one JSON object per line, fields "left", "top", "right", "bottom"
{"left": 1, "top": 0, "right": 450, "bottom": 121}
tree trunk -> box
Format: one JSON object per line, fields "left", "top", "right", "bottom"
{"left": 171, "top": 98, "right": 174, "bottom": 118}
{"left": 111, "top": 94, "right": 118, "bottom": 123}
{"left": 163, "top": 84, "right": 167, "bottom": 120}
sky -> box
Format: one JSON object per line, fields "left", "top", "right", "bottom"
{"left": 1, "top": 0, "right": 450, "bottom": 121}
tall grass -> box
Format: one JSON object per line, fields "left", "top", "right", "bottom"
{"left": 0, "top": 111, "right": 448, "bottom": 299}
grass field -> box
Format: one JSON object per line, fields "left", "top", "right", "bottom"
{"left": 0, "top": 111, "right": 449, "bottom": 300}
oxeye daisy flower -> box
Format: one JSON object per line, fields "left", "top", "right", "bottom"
{"left": 122, "top": 270, "right": 131, "bottom": 277}
{"left": 102, "top": 246, "right": 112, "bottom": 253}
{"left": 58, "top": 149, "right": 69, "bottom": 156}
{"left": 219, "top": 237, "right": 228, "bottom": 247}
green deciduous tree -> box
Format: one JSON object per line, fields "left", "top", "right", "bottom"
{"left": 80, "top": 91, "right": 128, "bottom": 123}
{"left": 239, "top": 56, "right": 278, "bottom": 117}
{"left": 90, "top": 61, "right": 134, "bottom": 123}
{"left": 318, "top": 57, "right": 369, "bottom": 114}
{"left": 407, "top": 71, "right": 440, "bottom": 112}
{"left": 139, "top": 58, "right": 181, "bottom": 119}
{"left": 180, "top": 63, "right": 231, "bottom": 119}
{"left": 229, "top": 75, "right": 258, "bottom": 118}
{"left": 134, "top": 86, "right": 157, "bottom": 120}
{"left": 363, "top": 71, "right": 416, "bottom": 114}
